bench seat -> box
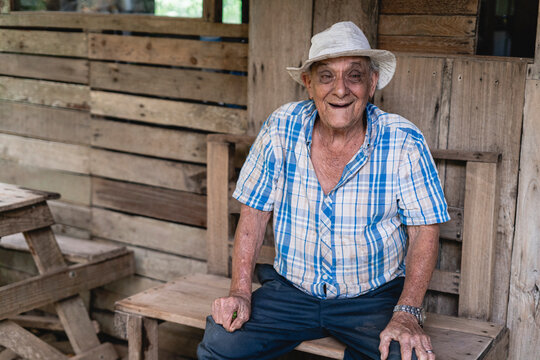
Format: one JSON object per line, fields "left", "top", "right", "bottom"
{"left": 116, "top": 273, "right": 508, "bottom": 360}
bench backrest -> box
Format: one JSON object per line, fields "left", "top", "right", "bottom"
{"left": 206, "top": 134, "right": 500, "bottom": 321}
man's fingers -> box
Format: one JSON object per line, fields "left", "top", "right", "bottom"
{"left": 378, "top": 333, "right": 392, "bottom": 359}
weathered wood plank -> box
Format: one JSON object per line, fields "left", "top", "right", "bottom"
{"left": 380, "top": 0, "right": 479, "bottom": 15}
{"left": 527, "top": 8, "right": 540, "bottom": 80}
{"left": 203, "top": 0, "right": 222, "bottom": 22}
{"left": 90, "top": 61, "right": 247, "bottom": 106}
{"left": 207, "top": 140, "right": 232, "bottom": 275}
{"left": 374, "top": 55, "right": 446, "bottom": 148}
{"left": 379, "top": 15, "right": 476, "bottom": 37}
{"left": 507, "top": 79, "right": 540, "bottom": 360}
{"left": 0, "top": 250, "right": 134, "bottom": 320}
{"left": 0, "top": 202, "right": 55, "bottom": 238}
{"left": 90, "top": 148, "right": 206, "bottom": 194}
{"left": 49, "top": 201, "right": 91, "bottom": 230}
{"left": 92, "top": 178, "right": 206, "bottom": 227}
{"left": 378, "top": 35, "right": 475, "bottom": 55}
{"left": 248, "top": 0, "right": 312, "bottom": 134}
{"left": 89, "top": 34, "right": 247, "bottom": 72}
{"left": 0, "top": 53, "right": 88, "bottom": 84}
{"left": 91, "top": 118, "right": 207, "bottom": 164}
{"left": 0, "top": 161, "right": 91, "bottom": 206}
{"left": 0, "top": 76, "right": 90, "bottom": 110}
{"left": 71, "top": 342, "right": 117, "bottom": 360}
{"left": 90, "top": 91, "right": 247, "bottom": 134}
{"left": 429, "top": 269, "right": 460, "bottom": 295}
{"left": 92, "top": 207, "right": 206, "bottom": 260}
{"left": 95, "top": 238, "right": 207, "bottom": 282}
{"left": 0, "top": 133, "right": 90, "bottom": 174}
{"left": 0, "top": 12, "right": 248, "bottom": 37}
{"left": 459, "top": 162, "right": 498, "bottom": 320}
{"left": 0, "top": 100, "right": 91, "bottom": 144}
{"left": 448, "top": 58, "right": 526, "bottom": 323}
{"left": 0, "top": 29, "right": 87, "bottom": 57}
{"left": 0, "top": 321, "right": 68, "bottom": 360}
{"left": 313, "top": 0, "right": 378, "bottom": 46}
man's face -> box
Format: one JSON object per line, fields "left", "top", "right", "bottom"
{"left": 302, "top": 56, "right": 378, "bottom": 131}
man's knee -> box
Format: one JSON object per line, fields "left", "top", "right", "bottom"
{"left": 197, "top": 316, "right": 239, "bottom": 359}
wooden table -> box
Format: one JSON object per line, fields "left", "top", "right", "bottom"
{"left": 0, "top": 183, "right": 134, "bottom": 359}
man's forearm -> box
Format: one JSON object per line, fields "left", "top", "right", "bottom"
{"left": 229, "top": 204, "right": 272, "bottom": 299}
{"left": 398, "top": 224, "right": 439, "bottom": 307}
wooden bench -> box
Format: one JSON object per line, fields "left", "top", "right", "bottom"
{"left": 115, "top": 135, "right": 509, "bottom": 360}
{"left": 0, "top": 183, "right": 135, "bottom": 360}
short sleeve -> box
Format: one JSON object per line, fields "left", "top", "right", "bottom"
{"left": 232, "top": 117, "right": 280, "bottom": 211}
{"left": 397, "top": 135, "right": 450, "bottom": 226}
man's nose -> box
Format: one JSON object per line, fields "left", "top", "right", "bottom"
{"left": 333, "top": 75, "right": 349, "bottom": 97}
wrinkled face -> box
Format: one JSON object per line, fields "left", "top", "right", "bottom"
{"left": 302, "top": 56, "right": 378, "bottom": 132}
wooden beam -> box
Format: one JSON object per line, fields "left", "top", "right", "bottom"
{"left": 0, "top": 53, "right": 88, "bottom": 84}
{"left": 90, "top": 148, "right": 206, "bottom": 194}
{"left": 204, "top": 0, "right": 222, "bottom": 23}
{"left": 0, "top": 12, "right": 248, "bottom": 37}
{"left": 379, "top": 15, "right": 476, "bottom": 37}
{"left": 0, "top": 320, "right": 68, "bottom": 359}
{"left": 91, "top": 118, "right": 207, "bottom": 164}
{"left": 91, "top": 177, "right": 207, "bottom": 227}
{"left": 0, "top": 250, "right": 134, "bottom": 320}
{"left": 0, "top": 100, "right": 91, "bottom": 145}
{"left": 0, "top": 76, "right": 90, "bottom": 111}
{"left": 248, "top": 0, "right": 312, "bottom": 134}
{"left": 89, "top": 34, "right": 247, "bottom": 72}
{"left": 92, "top": 207, "right": 206, "bottom": 261}
{"left": 527, "top": 4, "right": 540, "bottom": 79}
{"left": 126, "top": 315, "right": 158, "bottom": 360}
{"left": 431, "top": 149, "right": 500, "bottom": 163}
{"left": 459, "top": 162, "right": 498, "bottom": 320}
{"left": 207, "top": 140, "right": 232, "bottom": 275}
{"left": 378, "top": 35, "right": 475, "bottom": 55}
{"left": 507, "top": 79, "right": 540, "bottom": 359}
{"left": 90, "top": 61, "right": 247, "bottom": 106}
{"left": 313, "top": 0, "right": 378, "bottom": 47}
{"left": 71, "top": 342, "right": 117, "bottom": 360}
{"left": 0, "top": 202, "right": 55, "bottom": 238}
{"left": 90, "top": 91, "right": 247, "bottom": 135}
{"left": 0, "top": 29, "right": 87, "bottom": 57}
{"left": 380, "top": 0, "right": 480, "bottom": 15}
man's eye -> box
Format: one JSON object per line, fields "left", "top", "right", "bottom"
{"left": 348, "top": 74, "right": 362, "bottom": 82}
{"left": 319, "top": 74, "right": 333, "bottom": 82}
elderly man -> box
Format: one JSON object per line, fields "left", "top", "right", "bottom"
{"left": 198, "top": 22, "right": 449, "bottom": 360}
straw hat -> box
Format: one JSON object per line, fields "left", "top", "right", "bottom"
{"left": 286, "top": 21, "right": 396, "bottom": 90}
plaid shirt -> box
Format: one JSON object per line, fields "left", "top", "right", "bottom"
{"left": 233, "top": 100, "right": 449, "bottom": 299}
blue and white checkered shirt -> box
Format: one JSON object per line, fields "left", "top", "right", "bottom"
{"left": 233, "top": 100, "right": 449, "bottom": 299}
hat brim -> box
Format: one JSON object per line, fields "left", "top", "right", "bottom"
{"left": 286, "top": 49, "right": 396, "bottom": 90}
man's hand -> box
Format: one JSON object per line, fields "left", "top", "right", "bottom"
{"left": 212, "top": 293, "right": 251, "bottom": 332}
{"left": 379, "top": 312, "right": 435, "bottom": 360}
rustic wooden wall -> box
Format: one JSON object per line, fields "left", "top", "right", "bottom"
{"left": 507, "top": 8, "right": 540, "bottom": 359}
{"left": 0, "top": 11, "right": 247, "bottom": 358}
{"left": 378, "top": 0, "right": 480, "bottom": 54}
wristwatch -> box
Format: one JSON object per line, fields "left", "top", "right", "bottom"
{"left": 393, "top": 304, "right": 426, "bottom": 327}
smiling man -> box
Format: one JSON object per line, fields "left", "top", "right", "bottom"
{"left": 198, "top": 22, "right": 450, "bottom": 360}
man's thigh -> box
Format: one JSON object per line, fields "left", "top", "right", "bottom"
{"left": 197, "top": 265, "right": 327, "bottom": 360}
{"left": 321, "top": 277, "right": 413, "bottom": 360}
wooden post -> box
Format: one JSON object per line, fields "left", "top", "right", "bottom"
{"left": 507, "top": 81, "right": 540, "bottom": 359}
{"left": 248, "top": 0, "right": 312, "bottom": 134}
{"left": 206, "top": 138, "right": 233, "bottom": 276}
{"left": 203, "top": 0, "right": 222, "bottom": 23}
{"left": 313, "top": 0, "right": 379, "bottom": 47}
{"left": 0, "top": 0, "right": 10, "bottom": 14}
{"left": 127, "top": 315, "right": 158, "bottom": 360}
{"left": 458, "top": 161, "right": 498, "bottom": 321}
{"left": 527, "top": 3, "right": 540, "bottom": 79}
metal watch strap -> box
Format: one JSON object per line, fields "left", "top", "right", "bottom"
{"left": 393, "top": 304, "right": 425, "bottom": 326}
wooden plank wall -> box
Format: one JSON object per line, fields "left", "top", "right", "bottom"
{"left": 378, "top": 0, "right": 479, "bottom": 54}
{"left": 507, "top": 8, "right": 540, "bottom": 359}
{"left": 0, "top": 11, "right": 247, "bottom": 357}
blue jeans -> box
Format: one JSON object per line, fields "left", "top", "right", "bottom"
{"left": 198, "top": 264, "right": 413, "bottom": 360}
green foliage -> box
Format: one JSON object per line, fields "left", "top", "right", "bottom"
{"left": 18, "top": 0, "right": 47, "bottom": 11}
{"left": 155, "top": 0, "right": 202, "bottom": 18}
{"left": 223, "top": 0, "right": 242, "bottom": 24}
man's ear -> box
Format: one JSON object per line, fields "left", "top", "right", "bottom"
{"left": 301, "top": 72, "right": 314, "bottom": 99}
{"left": 369, "top": 71, "right": 379, "bottom": 98}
